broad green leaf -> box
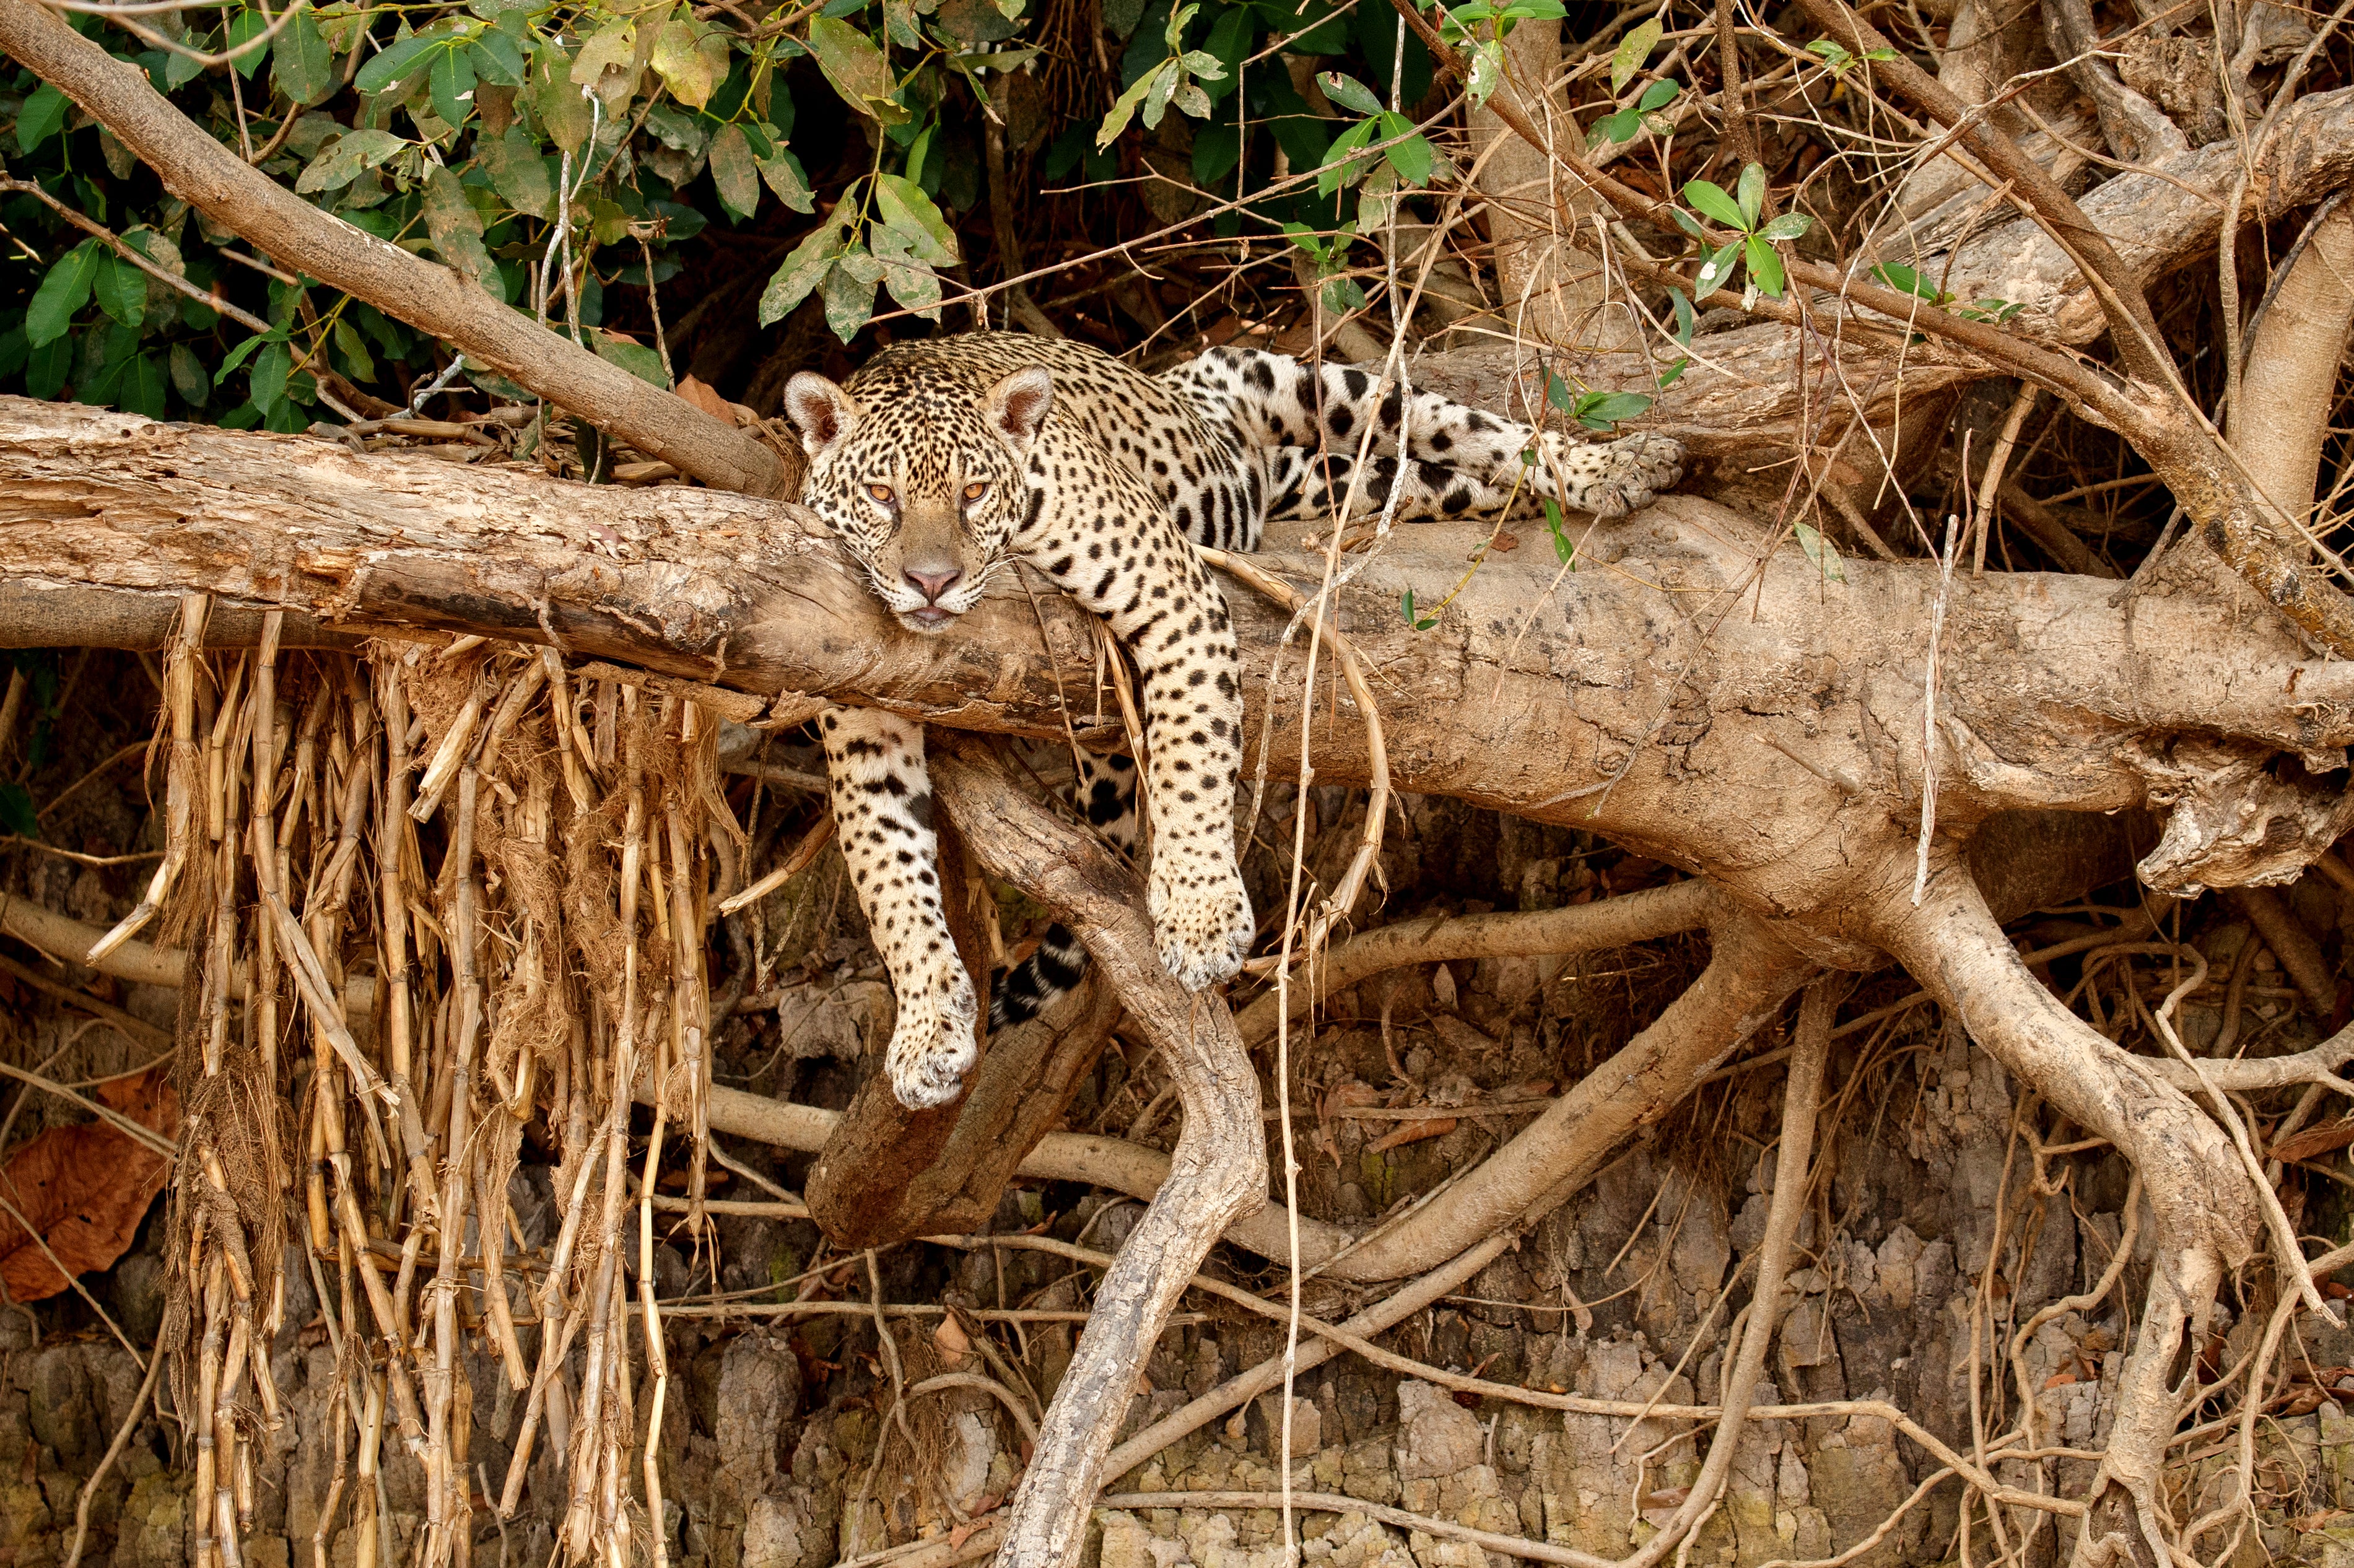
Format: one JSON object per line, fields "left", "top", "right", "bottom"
{"left": 1141, "top": 54, "right": 1182, "bottom": 127}
{"left": 708, "top": 123, "right": 761, "bottom": 218}
{"left": 1668, "top": 285, "right": 1695, "bottom": 344}
{"left": 1636, "top": 76, "right": 1676, "bottom": 111}
{"left": 273, "top": 7, "right": 338, "bottom": 103}
{"left": 429, "top": 45, "right": 477, "bottom": 128}
{"left": 532, "top": 52, "right": 593, "bottom": 150}
{"left": 117, "top": 354, "right": 167, "bottom": 420}
{"left": 295, "top": 128, "right": 405, "bottom": 193}
{"left": 354, "top": 31, "right": 435, "bottom": 94}
{"left": 1681, "top": 178, "right": 1746, "bottom": 231}
{"left": 806, "top": 17, "right": 909, "bottom": 122}
{"left": 94, "top": 253, "right": 146, "bottom": 330}
{"left": 1869, "top": 262, "right": 1935, "bottom": 299}
{"left": 14, "top": 82, "right": 68, "bottom": 155}
{"left": 874, "top": 173, "right": 958, "bottom": 263}
{"left": 477, "top": 126, "right": 554, "bottom": 217}
{"left": 1192, "top": 119, "right": 1240, "bottom": 184}
{"left": 1691, "top": 239, "right": 1740, "bottom": 297}
{"left": 331, "top": 318, "right": 377, "bottom": 383}
{"left": 651, "top": 15, "right": 731, "bottom": 108}
{"left": 1745, "top": 233, "right": 1785, "bottom": 298}
{"left": 249, "top": 340, "right": 292, "bottom": 414}
{"left": 25, "top": 335, "right": 71, "bottom": 399}
{"left": 757, "top": 147, "right": 817, "bottom": 212}
{"left": 1655, "top": 354, "right": 1687, "bottom": 388}
{"left": 1315, "top": 115, "right": 1377, "bottom": 196}
{"left": 1380, "top": 120, "right": 1431, "bottom": 185}
{"left": 469, "top": 27, "right": 528, "bottom": 86}
{"left": 1756, "top": 211, "right": 1813, "bottom": 242}
{"left": 1465, "top": 37, "right": 1503, "bottom": 103}
{"left": 422, "top": 165, "right": 500, "bottom": 294}
{"left": 591, "top": 331, "right": 669, "bottom": 386}
{"left": 1572, "top": 389, "right": 1652, "bottom": 430}
{"left": 1736, "top": 162, "right": 1766, "bottom": 227}
{"left": 1096, "top": 59, "right": 1164, "bottom": 147}
{"left": 1794, "top": 520, "right": 1846, "bottom": 582}
{"left": 820, "top": 249, "right": 883, "bottom": 341}
{"left": 1318, "top": 71, "right": 1382, "bottom": 115}
{"left": 214, "top": 328, "right": 289, "bottom": 382}
{"left": 1609, "top": 16, "right": 1660, "bottom": 92}
{"left": 570, "top": 19, "right": 639, "bottom": 84}
{"left": 225, "top": 6, "right": 272, "bottom": 76}
{"left": 871, "top": 230, "right": 943, "bottom": 320}
{"left": 25, "top": 242, "right": 102, "bottom": 348}
{"left": 1589, "top": 107, "right": 1637, "bottom": 146}
{"left": 759, "top": 217, "right": 849, "bottom": 324}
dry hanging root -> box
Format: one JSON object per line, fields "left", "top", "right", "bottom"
{"left": 142, "top": 606, "right": 743, "bottom": 1568}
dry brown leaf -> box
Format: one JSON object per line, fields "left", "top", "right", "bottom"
{"left": 676, "top": 375, "right": 733, "bottom": 421}
{"left": 2270, "top": 1118, "right": 2354, "bottom": 1165}
{"left": 2041, "top": 1370, "right": 2078, "bottom": 1390}
{"left": 0, "top": 1062, "right": 179, "bottom": 1303}
{"left": 933, "top": 1313, "right": 972, "bottom": 1369}
{"left": 1367, "top": 1116, "right": 1457, "bottom": 1153}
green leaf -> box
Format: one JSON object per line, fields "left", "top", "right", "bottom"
{"left": 1667, "top": 285, "right": 1694, "bottom": 344}
{"left": 1609, "top": 17, "right": 1660, "bottom": 92}
{"left": 759, "top": 216, "right": 850, "bottom": 324}
{"left": 1691, "top": 238, "right": 1741, "bottom": 297}
{"left": 1097, "top": 59, "right": 1164, "bottom": 147}
{"left": 1794, "top": 520, "right": 1845, "bottom": 582}
{"left": 422, "top": 166, "right": 500, "bottom": 294}
{"left": 429, "top": 45, "right": 477, "bottom": 129}
{"left": 1869, "top": 262, "right": 1938, "bottom": 300}
{"left": 1464, "top": 37, "right": 1503, "bottom": 103}
{"left": 1541, "top": 497, "right": 1572, "bottom": 562}
{"left": 1756, "top": 211, "right": 1813, "bottom": 242}
{"left": 1744, "top": 232, "right": 1785, "bottom": 298}
{"left": 871, "top": 228, "right": 943, "bottom": 320}
{"left": 1636, "top": 76, "right": 1676, "bottom": 112}
{"left": 570, "top": 19, "right": 639, "bottom": 84}
{"left": 354, "top": 31, "right": 435, "bottom": 95}
{"left": 592, "top": 331, "right": 669, "bottom": 386}
{"left": 531, "top": 51, "right": 593, "bottom": 150}
{"left": 820, "top": 248, "right": 883, "bottom": 341}
{"left": 295, "top": 128, "right": 406, "bottom": 193}
{"left": 806, "top": 17, "right": 909, "bottom": 122}
{"left": 25, "top": 335, "right": 71, "bottom": 399}
{"left": 25, "top": 242, "right": 102, "bottom": 349}
{"left": 14, "top": 82, "right": 68, "bottom": 155}
{"left": 225, "top": 6, "right": 272, "bottom": 76}
{"left": 873, "top": 172, "right": 959, "bottom": 263}
{"left": 477, "top": 126, "right": 554, "bottom": 217}
{"left": 0, "top": 783, "right": 35, "bottom": 840}
{"left": 94, "top": 253, "right": 146, "bottom": 330}
{"left": 652, "top": 15, "right": 729, "bottom": 108}
{"left": 1589, "top": 107, "right": 1638, "bottom": 146}
{"left": 1571, "top": 389, "right": 1652, "bottom": 430}
{"left": 214, "top": 326, "right": 290, "bottom": 382}
{"left": 1318, "top": 70, "right": 1382, "bottom": 115}
{"left": 708, "top": 123, "right": 761, "bottom": 219}
{"left": 757, "top": 147, "right": 816, "bottom": 213}
{"left": 1735, "top": 162, "right": 1765, "bottom": 228}
{"left": 116, "top": 354, "right": 167, "bottom": 420}
{"left": 1383, "top": 128, "right": 1433, "bottom": 185}
{"left": 273, "top": 6, "right": 338, "bottom": 103}
{"left": 1315, "top": 115, "right": 1377, "bottom": 196}
{"left": 1192, "top": 120, "right": 1240, "bottom": 184}
{"left": 1655, "top": 354, "right": 1686, "bottom": 389}
{"left": 1682, "top": 178, "right": 1745, "bottom": 231}
{"left": 331, "top": 318, "right": 376, "bottom": 383}
{"left": 469, "top": 27, "right": 528, "bottom": 87}
{"left": 249, "top": 340, "right": 292, "bottom": 414}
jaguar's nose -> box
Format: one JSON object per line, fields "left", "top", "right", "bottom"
{"left": 905, "top": 565, "right": 963, "bottom": 602}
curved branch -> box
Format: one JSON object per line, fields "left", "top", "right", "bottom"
{"left": 0, "top": 0, "right": 788, "bottom": 499}
{"left": 925, "top": 738, "right": 1266, "bottom": 1568}
{"left": 2232, "top": 203, "right": 2354, "bottom": 525}
{"left": 1233, "top": 876, "right": 1715, "bottom": 1043}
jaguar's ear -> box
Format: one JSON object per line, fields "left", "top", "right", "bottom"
{"left": 785, "top": 373, "right": 860, "bottom": 455}
{"left": 982, "top": 365, "right": 1055, "bottom": 453}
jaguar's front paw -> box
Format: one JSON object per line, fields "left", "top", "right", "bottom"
{"left": 1149, "top": 860, "right": 1255, "bottom": 993}
{"left": 1577, "top": 432, "right": 1688, "bottom": 518}
{"left": 883, "top": 966, "right": 979, "bottom": 1110}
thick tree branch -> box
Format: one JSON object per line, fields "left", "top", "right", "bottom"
{"left": 0, "top": 0, "right": 788, "bottom": 498}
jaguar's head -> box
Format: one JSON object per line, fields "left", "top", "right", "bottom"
{"left": 785, "top": 364, "right": 1054, "bottom": 634}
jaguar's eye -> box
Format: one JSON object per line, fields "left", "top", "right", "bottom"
{"left": 866, "top": 483, "right": 896, "bottom": 505}
{"left": 962, "top": 481, "right": 989, "bottom": 502}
